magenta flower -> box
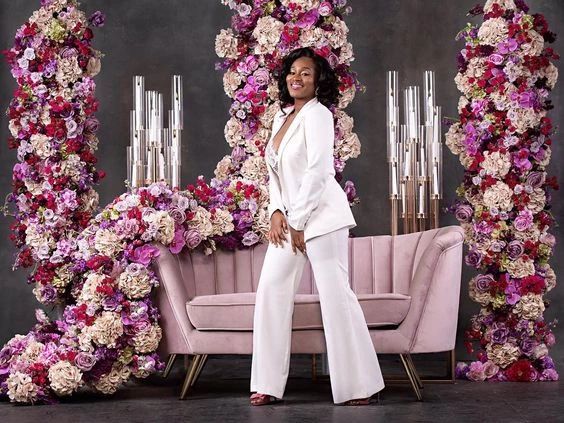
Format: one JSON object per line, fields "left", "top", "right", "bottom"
{"left": 169, "top": 229, "right": 186, "bottom": 254}
{"left": 131, "top": 244, "right": 161, "bottom": 266}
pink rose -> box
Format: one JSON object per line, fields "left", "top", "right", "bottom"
{"left": 184, "top": 228, "right": 202, "bottom": 249}
{"left": 318, "top": 1, "right": 333, "bottom": 16}
{"left": 466, "top": 361, "right": 487, "bottom": 381}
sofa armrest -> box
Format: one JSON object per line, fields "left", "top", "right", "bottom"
{"left": 152, "top": 243, "right": 195, "bottom": 354}
{"left": 397, "top": 226, "right": 464, "bottom": 352}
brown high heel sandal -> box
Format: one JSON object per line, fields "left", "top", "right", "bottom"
{"left": 250, "top": 392, "right": 282, "bottom": 406}
{"left": 343, "top": 392, "right": 380, "bottom": 406}
{"left": 343, "top": 397, "right": 371, "bottom": 406}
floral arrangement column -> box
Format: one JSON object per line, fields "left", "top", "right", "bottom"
{"left": 3, "top": 0, "right": 106, "bottom": 305}
{"left": 446, "top": 0, "right": 559, "bottom": 381}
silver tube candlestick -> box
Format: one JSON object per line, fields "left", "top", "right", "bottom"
{"left": 387, "top": 70, "right": 443, "bottom": 234}
{"left": 127, "top": 75, "right": 184, "bottom": 190}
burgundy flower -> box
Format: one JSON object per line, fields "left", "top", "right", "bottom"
{"left": 506, "top": 360, "right": 537, "bottom": 382}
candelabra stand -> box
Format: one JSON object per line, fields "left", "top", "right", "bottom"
{"left": 126, "top": 75, "right": 183, "bottom": 190}
{"left": 385, "top": 70, "right": 453, "bottom": 385}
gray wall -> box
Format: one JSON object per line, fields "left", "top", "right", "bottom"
{"left": 1, "top": 0, "right": 563, "bottom": 366}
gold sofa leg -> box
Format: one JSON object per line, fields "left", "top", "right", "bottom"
{"left": 191, "top": 354, "right": 209, "bottom": 387}
{"left": 405, "top": 353, "right": 424, "bottom": 389}
{"left": 399, "top": 354, "right": 423, "bottom": 401}
{"left": 180, "top": 355, "right": 203, "bottom": 400}
{"left": 163, "top": 354, "right": 177, "bottom": 378}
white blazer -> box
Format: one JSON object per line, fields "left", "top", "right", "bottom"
{"left": 266, "top": 97, "right": 356, "bottom": 242}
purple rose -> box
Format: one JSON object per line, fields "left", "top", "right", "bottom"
{"left": 40, "top": 285, "right": 58, "bottom": 304}
{"left": 168, "top": 208, "right": 186, "bottom": 224}
{"left": 465, "top": 249, "right": 483, "bottom": 268}
{"left": 519, "top": 338, "right": 537, "bottom": 357}
{"left": 131, "top": 244, "right": 161, "bottom": 266}
{"left": 184, "top": 228, "right": 202, "bottom": 249}
{"left": 513, "top": 210, "right": 533, "bottom": 232}
{"left": 88, "top": 11, "right": 106, "bottom": 27}
{"left": 526, "top": 171, "right": 546, "bottom": 188}
{"left": 539, "top": 232, "right": 555, "bottom": 247}
{"left": 102, "top": 294, "right": 122, "bottom": 311}
{"left": 75, "top": 352, "right": 97, "bottom": 371}
{"left": 490, "top": 323, "right": 509, "bottom": 344}
{"left": 475, "top": 274, "right": 493, "bottom": 292}
{"left": 84, "top": 117, "right": 100, "bottom": 134}
{"left": 133, "top": 320, "right": 151, "bottom": 332}
{"left": 507, "top": 240, "right": 524, "bottom": 260}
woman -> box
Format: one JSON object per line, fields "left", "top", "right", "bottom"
{"left": 250, "top": 47, "right": 385, "bottom": 406}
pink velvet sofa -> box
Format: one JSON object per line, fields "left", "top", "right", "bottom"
{"left": 153, "top": 225, "right": 464, "bottom": 400}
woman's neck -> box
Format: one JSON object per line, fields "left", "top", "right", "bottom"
{"left": 293, "top": 96, "right": 315, "bottom": 114}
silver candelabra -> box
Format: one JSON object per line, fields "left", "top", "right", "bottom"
{"left": 387, "top": 70, "right": 443, "bottom": 235}
{"left": 126, "top": 75, "right": 183, "bottom": 189}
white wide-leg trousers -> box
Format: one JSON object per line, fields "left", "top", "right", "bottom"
{"left": 250, "top": 227, "right": 385, "bottom": 404}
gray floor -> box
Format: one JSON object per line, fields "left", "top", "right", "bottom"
{"left": 1, "top": 355, "right": 562, "bottom": 423}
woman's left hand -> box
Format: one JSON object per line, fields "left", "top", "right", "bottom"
{"left": 289, "top": 226, "right": 306, "bottom": 255}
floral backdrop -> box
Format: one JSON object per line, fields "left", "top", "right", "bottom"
{"left": 446, "top": 0, "right": 559, "bottom": 382}
{"left": 0, "top": 0, "right": 364, "bottom": 404}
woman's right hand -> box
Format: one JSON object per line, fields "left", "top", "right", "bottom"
{"left": 268, "top": 210, "right": 288, "bottom": 247}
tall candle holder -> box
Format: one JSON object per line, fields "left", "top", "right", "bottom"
{"left": 386, "top": 70, "right": 443, "bottom": 236}
{"left": 386, "top": 70, "right": 454, "bottom": 384}
{"left": 126, "top": 75, "right": 183, "bottom": 190}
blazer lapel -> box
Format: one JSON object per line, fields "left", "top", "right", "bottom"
{"left": 277, "top": 97, "right": 318, "bottom": 159}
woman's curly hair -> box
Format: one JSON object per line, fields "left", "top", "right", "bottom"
{"left": 277, "top": 47, "right": 340, "bottom": 112}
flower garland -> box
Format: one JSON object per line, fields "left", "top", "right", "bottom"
{"left": 214, "top": 0, "right": 362, "bottom": 204}
{"left": 0, "top": 0, "right": 366, "bottom": 404}
{"left": 446, "top": 0, "right": 559, "bottom": 381}
{"left": 2, "top": 0, "right": 105, "bottom": 305}
{"left": 0, "top": 180, "right": 268, "bottom": 403}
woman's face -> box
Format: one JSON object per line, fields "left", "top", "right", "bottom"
{"left": 286, "top": 56, "right": 317, "bottom": 102}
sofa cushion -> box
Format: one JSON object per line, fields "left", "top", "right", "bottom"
{"left": 186, "top": 292, "right": 411, "bottom": 331}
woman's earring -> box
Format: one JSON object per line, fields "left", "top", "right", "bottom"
{"left": 315, "top": 87, "right": 319, "bottom": 96}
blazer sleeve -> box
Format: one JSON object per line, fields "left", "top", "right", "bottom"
{"left": 286, "top": 107, "right": 334, "bottom": 231}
